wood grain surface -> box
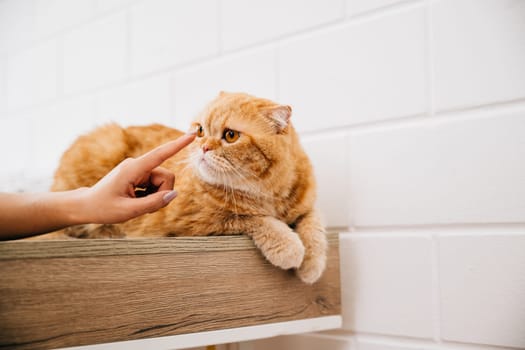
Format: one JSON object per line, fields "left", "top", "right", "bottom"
{"left": 0, "top": 233, "right": 340, "bottom": 350}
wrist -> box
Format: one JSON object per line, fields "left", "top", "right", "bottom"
{"left": 62, "top": 187, "right": 92, "bottom": 225}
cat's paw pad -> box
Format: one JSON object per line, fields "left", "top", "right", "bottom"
{"left": 297, "top": 252, "right": 327, "bottom": 284}
{"left": 263, "top": 233, "right": 305, "bottom": 270}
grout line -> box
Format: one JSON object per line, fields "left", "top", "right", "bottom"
{"left": 273, "top": 0, "right": 424, "bottom": 50}
{"left": 125, "top": 7, "right": 132, "bottom": 78}
{"left": 434, "top": 96, "right": 525, "bottom": 117}
{"left": 425, "top": 0, "right": 436, "bottom": 118}
{"left": 298, "top": 112, "right": 428, "bottom": 138}
{"left": 345, "top": 0, "right": 424, "bottom": 20}
{"left": 274, "top": 46, "right": 280, "bottom": 101}
{"left": 4, "top": 41, "right": 278, "bottom": 117}
{"left": 431, "top": 232, "right": 442, "bottom": 342}
{"left": 3, "top": 0, "right": 419, "bottom": 72}
{"left": 341, "top": 0, "right": 348, "bottom": 19}
{"left": 219, "top": 16, "right": 347, "bottom": 57}
{"left": 4, "top": 0, "right": 139, "bottom": 58}
{"left": 3, "top": 0, "right": 519, "bottom": 120}
{"left": 297, "top": 96, "right": 525, "bottom": 139}
{"left": 216, "top": 0, "right": 223, "bottom": 55}
{"left": 314, "top": 330, "right": 525, "bottom": 350}
{"left": 426, "top": 1, "right": 441, "bottom": 342}
{"left": 348, "top": 222, "right": 525, "bottom": 234}
{"left": 92, "top": 89, "right": 100, "bottom": 126}
{"left": 169, "top": 72, "right": 177, "bottom": 126}
{"left": 2, "top": 0, "right": 524, "bottom": 128}
{"left": 56, "top": 35, "right": 64, "bottom": 99}
{"left": 308, "top": 330, "right": 432, "bottom": 344}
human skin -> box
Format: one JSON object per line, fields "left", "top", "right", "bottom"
{"left": 0, "top": 133, "right": 196, "bottom": 240}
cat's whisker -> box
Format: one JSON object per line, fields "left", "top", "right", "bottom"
{"left": 226, "top": 166, "right": 274, "bottom": 200}
{"left": 212, "top": 152, "right": 274, "bottom": 200}
{"left": 218, "top": 154, "right": 273, "bottom": 197}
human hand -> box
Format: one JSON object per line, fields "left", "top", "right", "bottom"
{"left": 79, "top": 132, "right": 196, "bottom": 224}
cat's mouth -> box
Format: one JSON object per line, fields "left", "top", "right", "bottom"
{"left": 198, "top": 156, "right": 213, "bottom": 172}
{"left": 195, "top": 153, "right": 223, "bottom": 182}
{"left": 195, "top": 153, "right": 242, "bottom": 190}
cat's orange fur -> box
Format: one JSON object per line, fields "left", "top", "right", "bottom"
{"left": 49, "top": 92, "right": 327, "bottom": 283}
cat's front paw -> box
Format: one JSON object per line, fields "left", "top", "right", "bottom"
{"left": 297, "top": 252, "right": 326, "bottom": 284}
{"left": 295, "top": 229, "right": 328, "bottom": 284}
{"left": 261, "top": 231, "right": 305, "bottom": 270}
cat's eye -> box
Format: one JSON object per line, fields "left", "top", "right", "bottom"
{"left": 223, "top": 129, "right": 240, "bottom": 143}
{"left": 196, "top": 124, "right": 204, "bottom": 137}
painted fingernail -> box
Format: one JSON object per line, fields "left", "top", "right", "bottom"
{"left": 163, "top": 190, "right": 178, "bottom": 203}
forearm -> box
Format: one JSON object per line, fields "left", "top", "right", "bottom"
{"left": 0, "top": 189, "right": 89, "bottom": 240}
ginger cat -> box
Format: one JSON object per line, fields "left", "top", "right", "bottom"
{"left": 51, "top": 92, "right": 327, "bottom": 284}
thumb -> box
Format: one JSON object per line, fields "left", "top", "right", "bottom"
{"left": 128, "top": 190, "right": 178, "bottom": 216}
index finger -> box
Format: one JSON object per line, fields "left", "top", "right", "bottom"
{"left": 137, "top": 132, "right": 196, "bottom": 171}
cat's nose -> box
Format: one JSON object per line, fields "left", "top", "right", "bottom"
{"left": 202, "top": 145, "right": 210, "bottom": 153}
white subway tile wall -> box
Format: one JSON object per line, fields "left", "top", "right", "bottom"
{"left": 439, "top": 233, "right": 525, "bottom": 348}
{"left": 30, "top": 96, "right": 96, "bottom": 177}
{"left": 34, "top": 0, "right": 96, "bottom": 39}
{"left": 341, "top": 233, "right": 434, "bottom": 338}
{"left": 1, "top": 117, "right": 31, "bottom": 176}
{"left": 0, "top": 0, "right": 37, "bottom": 53}
{"left": 220, "top": 0, "right": 345, "bottom": 51}
{"left": 301, "top": 133, "right": 349, "bottom": 228}
{"left": 129, "top": 0, "right": 219, "bottom": 76}
{"left": 1, "top": 0, "right": 524, "bottom": 349}
{"left": 347, "top": 110, "right": 525, "bottom": 226}
{"left": 96, "top": 74, "right": 172, "bottom": 126}
{"left": 279, "top": 5, "right": 427, "bottom": 132}
{"left": 63, "top": 12, "right": 127, "bottom": 93}
{"left": 172, "top": 48, "right": 277, "bottom": 130}
{"left": 432, "top": 0, "right": 525, "bottom": 111}
{"left": 7, "top": 39, "right": 58, "bottom": 111}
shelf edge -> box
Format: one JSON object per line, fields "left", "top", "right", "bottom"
{"left": 60, "top": 315, "right": 342, "bottom": 350}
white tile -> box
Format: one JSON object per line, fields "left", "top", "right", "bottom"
{"left": 34, "top": 0, "right": 95, "bottom": 38}
{"left": 301, "top": 133, "right": 349, "bottom": 229}
{"left": 221, "top": 0, "right": 344, "bottom": 51}
{"left": 346, "top": 0, "right": 407, "bottom": 16}
{"left": 279, "top": 6, "right": 426, "bottom": 133}
{"left": 0, "top": 0, "right": 37, "bottom": 53}
{"left": 0, "top": 117, "right": 31, "bottom": 175}
{"left": 7, "top": 39, "right": 58, "bottom": 111}
{"left": 439, "top": 234, "right": 525, "bottom": 348}
{"left": 340, "top": 233, "right": 433, "bottom": 338}
{"left": 172, "top": 49, "right": 276, "bottom": 130}
{"left": 96, "top": 75, "right": 172, "bottom": 127}
{"left": 30, "top": 96, "right": 96, "bottom": 177}
{"left": 95, "top": 0, "right": 130, "bottom": 13}
{"left": 347, "top": 110, "right": 525, "bottom": 226}
{"left": 0, "top": 58, "right": 6, "bottom": 118}
{"left": 130, "top": 0, "right": 219, "bottom": 76}
{"left": 432, "top": 0, "right": 525, "bottom": 111}
{"left": 63, "top": 12, "right": 127, "bottom": 93}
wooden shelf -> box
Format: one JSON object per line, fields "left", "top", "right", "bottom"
{"left": 0, "top": 233, "right": 341, "bottom": 350}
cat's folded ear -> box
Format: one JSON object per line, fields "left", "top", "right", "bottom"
{"left": 264, "top": 105, "right": 292, "bottom": 133}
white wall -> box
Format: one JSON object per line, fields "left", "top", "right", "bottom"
{"left": 1, "top": 0, "right": 525, "bottom": 349}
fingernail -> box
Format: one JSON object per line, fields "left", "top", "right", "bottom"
{"left": 163, "top": 190, "right": 178, "bottom": 203}
{"left": 187, "top": 130, "right": 197, "bottom": 136}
